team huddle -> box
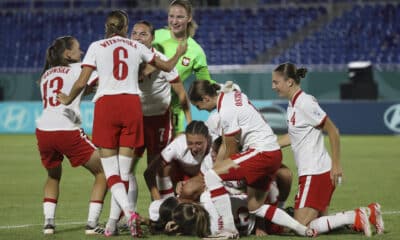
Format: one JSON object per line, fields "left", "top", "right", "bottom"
{"left": 35, "top": 0, "right": 384, "bottom": 239}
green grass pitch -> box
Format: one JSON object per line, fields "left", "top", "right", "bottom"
{"left": 0, "top": 134, "right": 399, "bottom": 239}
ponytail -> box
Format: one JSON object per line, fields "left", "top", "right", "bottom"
{"left": 274, "top": 62, "right": 307, "bottom": 84}
{"left": 188, "top": 80, "right": 221, "bottom": 102}
{"left": 39, "top": 36, "right": 76, "bottom": 82}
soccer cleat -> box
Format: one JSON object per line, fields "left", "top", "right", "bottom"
{"left": 353, "top": 208, "right": 372, "bottom": 237}
{"left": 128, "top": 212, "right": 143, "bottom": 238}
{"left": 368, "top": 203, "right": 384, "bottom": 235}
{"left": 104, "top": 227, "right": 119, "bottom": 237}
{"left": 202, "top": 229, "right": 239, "bottom": 240}
{"left": 85, "top": 224, "right": 105, "bottom": 235}
{"left": 305, "top": 228, "right": 318, "bottom": 238}
{"left": 43, "top": 224, "right": 55, "bottom": 235}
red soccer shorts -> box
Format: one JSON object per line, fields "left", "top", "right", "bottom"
{"left": 93, "top": 94, "right": 144, "bottom": 149}
{"left": 219, "top": 149, "right": 282, "bottom": 191}
{"left": 36, "top": 128, "right": 95, "bottom": 169}
{"left": 294, "top": 171, "right": 335, "bottom": 213}
{"left": 134, "top": 108, "right": 173, "bottom": 157}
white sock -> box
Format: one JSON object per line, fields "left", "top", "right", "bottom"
{"left": 106, "top": 218, "right": 118, "bottom": 232}
{"left": 118, "top": 155, "right": 133, "bottom": 182}
{"left": 110, "top": 183, "right": 132, "bottom": 218}
{"left": 101, "top": 156, "right": 132, "bottom": 218}
{"left": 87, "top": 201, "right": 103, "bottom": 227}
{"left": 156, "top": 175, "right": 175, "bottom": 199}
{"left": 200, "top": 191, "right": 221, "bottom": 234}
{"left": 128, "top": 175, "right": 138, "bottom": 212}
{"left": 309, "top": 210, "right": 356, "bottom": 233}
{"left": 109, "top": 194, "right": 123, "bottom": 220}
{"left": 250, "top": 204, "right": 308, "bottom": 236}
{"left": 43, "top": 198, "right": 57, "bottom": 225}
{"left": 100, "top": 156, "right": 119, "bottom": 179}
{"left": 205, "top": 170, "right": 237, "bottom": 232}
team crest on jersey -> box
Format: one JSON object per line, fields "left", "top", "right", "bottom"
{"left": 181, "top": 57, "right": 190, "bottom": 66}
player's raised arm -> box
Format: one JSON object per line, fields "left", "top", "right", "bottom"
{"left": 151, "top": 41, "right": 187, "bottom": 72}
{"left": 57, "top": 66, "right": 93, "bottom": 105}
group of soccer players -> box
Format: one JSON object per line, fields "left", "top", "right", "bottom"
{"left": 35, "top": 0, "right": 384, "bottom": 238}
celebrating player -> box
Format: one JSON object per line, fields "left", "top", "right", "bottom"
{"left": 129, "top": 19, "right": 191, "bottom": 206}
{"left": 57, "top": 10, "right": 187, "bottom": 237}
{"left": 144, "top": 120, "right": 212, "bottom": 201}
{"left": 153, "top": 0, "right": 213, "bottom": 134}
{"left": 272, "top": 62, "right": 384, "bottom": 237}
{"left": 188, "top": 80, "right": 316, "bottom": 238}
{"left": 36, "top": 36, "right": 107, "bottom": 235}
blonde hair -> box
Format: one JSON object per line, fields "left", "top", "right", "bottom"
{"left": 169, "top": 0, "right": 198, "bottom": 37}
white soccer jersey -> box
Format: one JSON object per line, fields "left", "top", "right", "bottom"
{"left": 287, "top": 90, "right": 331, "bottom": 176}
{"left": 36, "top": 63, "right": 97, "bottom": 131}
{"left": 139, "top": 48, "right": 179, "bottom": 116}
{"left": 205, "top": 110, "right": 222, "bottom": 141}
{"left": 161, "top": 134, "right": 211, "bottom": 176}
{"left": 217, "top": 91, "right": 280, "bottom": 151}
{"left": 82, "top": 35, "right": 155, "bottom": 102}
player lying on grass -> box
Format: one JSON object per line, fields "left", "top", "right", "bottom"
{"left": 272, "top": 62, "right": 384, "bottom": 237}
{"left": 36, "top": 36, "right": 107, "bottom": 235}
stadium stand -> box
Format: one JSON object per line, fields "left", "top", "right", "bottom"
{"left": 0, "top": 1, "right": 399, "bottom": 72}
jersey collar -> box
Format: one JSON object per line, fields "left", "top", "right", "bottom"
{"left": 217, "top": 92, "right": 224, "bottom": 112}
{"left": 291, "top": 90, "right": 303, "bottom": 106}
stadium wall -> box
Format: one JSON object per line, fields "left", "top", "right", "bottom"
{"left": 1, "top": 70, "right": 399, "bottom": 101}
{"left": 1, "top": 100, "right": 399, "bottom": 135}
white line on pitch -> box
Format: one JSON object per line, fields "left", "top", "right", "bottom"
{"left": 1, "top": 211, "right": 400, "bottom": 230}
{"left": 0, "top": 221, "right": 85, "bottom": 230}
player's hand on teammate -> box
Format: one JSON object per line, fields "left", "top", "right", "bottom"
{"left": 175, "top": 180, "right": 185, "bottom": 196}
{"left": 56, "top": 92, "right": 71, "bottom": 105}
{"left": 331, "top": 163, "right": 343, "bottom": 187}
{"left": 176, "top": 40, "right": 188, "bottom": 57}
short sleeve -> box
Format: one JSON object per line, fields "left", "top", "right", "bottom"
{"left": 137, "top": 42, "right": 155, "bottom": 63}
{"left": 161, "top": 137, "right": 181, "bottom": 163}
{"left": 193, "top": 48, "right": 211, "bottom": 81}
{"left": 82, "top": 43, "right": 97, "bottom": 69}
{"left": 220, "top": 108, "right": 240, "bottom": 136}
{"left": 301, "top": 96, "right": 327, "bottom": 127}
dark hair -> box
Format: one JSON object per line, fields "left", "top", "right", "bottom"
{"left": 105, "top": 10, "right": 129, "bottom": 38}
{"left": 185, "top": 120, "right": 209, "bottom": 138}
{"left": 172, "top": 203, "right": 210, "bottom": 237}
{"left": 169, "top": 0, "right": 198, "bottom": 37}
{"left": 188, "top": 80, "right": 221, "bottom": 102}
{"left": 151, "top": 197, "right": 179, "bottom": 234}
{"left": 212, "top": 136, "right": 223, "bottom": 153}
{"left": 274, "top": 62, "right": 307, "bottom": 84}
{"left": 40, "top": 36, "right": 77, "bottom": 78}
{"left": 134, "top": 20, "right": 155, "bottom": 36}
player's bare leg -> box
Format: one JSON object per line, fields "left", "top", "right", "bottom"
{"left": 83, "top": 150, "right": 107, "bottom": 235}
{"left": 275, "top": 165, "right": 292, "bottom": 208}
{"left": 43, "top": 165, "right": 62, "bottom": 234}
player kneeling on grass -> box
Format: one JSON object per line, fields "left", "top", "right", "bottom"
{"left": 36, "top": 36, "right": 107, "bottom": 235}
{"left": 272, "top": 62, "right": 384, "bottom": 237}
